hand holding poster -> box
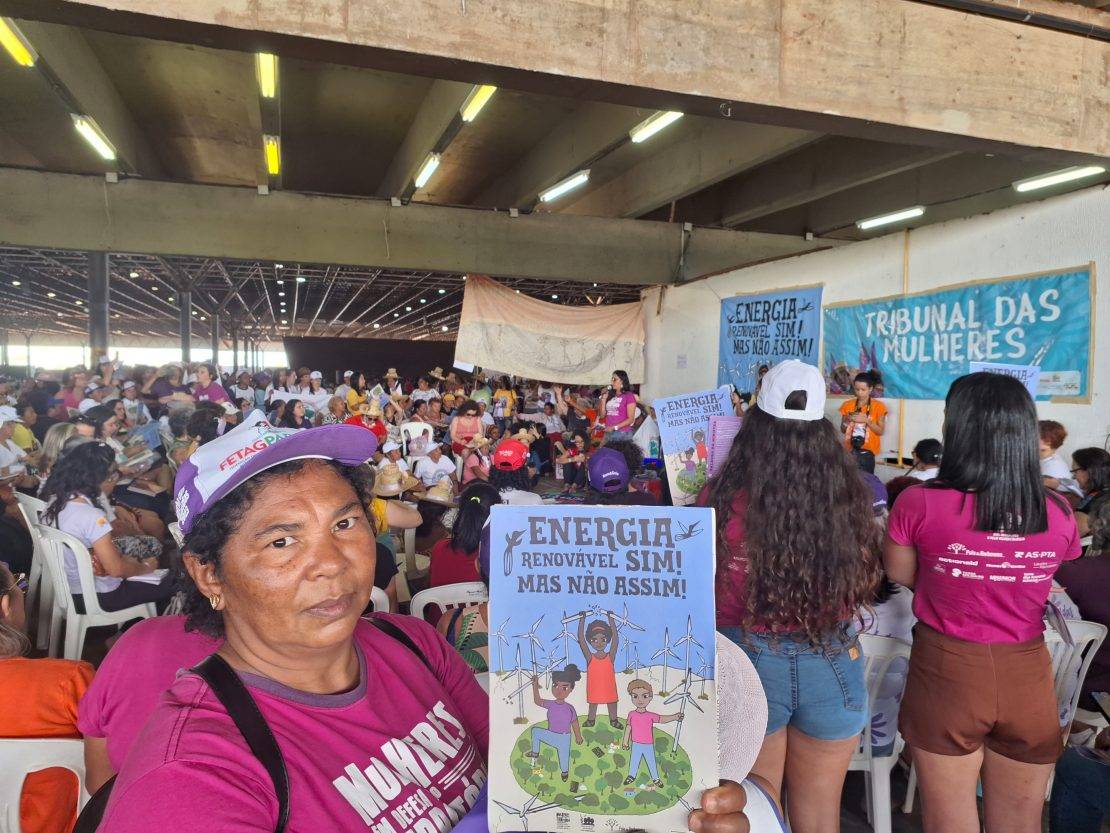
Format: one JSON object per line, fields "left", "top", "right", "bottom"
{"left": 652, "top": 387, "right": 732, "bottom": 505}
{"left": 718, "top": 286, "right": 823, "bottom": 393}
{"left": 823, "top": 266, "right": 1092, "bottom": 400}
{"left": 488, "top": 504, "right": 718, "bottom": 833}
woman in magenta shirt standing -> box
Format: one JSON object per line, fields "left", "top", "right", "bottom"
{"left": 885, "top": 372, "right": 1081, "bottom": 833}
{"left": 190, "top": 363, "right": 230, "bottom": 404}
{"left": 598, "top": 369, "right": 638, "bottom": 439}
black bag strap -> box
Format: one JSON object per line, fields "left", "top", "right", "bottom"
{"left": 73, "top": 775, "right": 116, "bottom": 833}
{"left": 192, "top": 654, "right": 291, "bottom": 833}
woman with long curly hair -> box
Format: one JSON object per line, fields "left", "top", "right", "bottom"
{"left": 700, "top": 360, "right": 880, "bottom": 833}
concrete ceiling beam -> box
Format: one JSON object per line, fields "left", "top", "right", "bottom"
{"left": 376, "top": 79, "right": 472, "bottom": 199}
{"left": 558, "top": 120, "right": 819, "bottom": 220}
{"left": 0, "top": 167, "right": 844, "bottom": 285}
{"left": 16, "top": 19, "right": 163, "bottom": 177}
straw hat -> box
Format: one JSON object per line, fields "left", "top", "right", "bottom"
{"left": 420, "top": 478, "right": 458, "bottom": 507}
{"left": 385, "top": 368, "right": 399, "bottom": 379}
{"left": 465, "top": 435, "right": 491, "bottom": 450}
{"left": 430, "top": 367, "right": 446, "bottom": 381}
{"left": 359, "top": 400, "right": 383, "bottom": 418}
{"left": 373, "top": 464, "right": 420, "bottom": 497}
{"left": 509, "top": 428, "right": 533, "bottom": 445}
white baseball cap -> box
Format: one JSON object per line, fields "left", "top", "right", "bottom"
{"left": 382, "top": 441, "right": 401, "bottom": 454}
{"left": 121, "top": 380, "right": 136, "bottom": 391}
{"left": 756, "top": 360, "right": 826, "bottom": 421}
{"left": 309, "top": 371, "right": 323, "bottom": 380}
{"left": 343, "top": 370, "right": 354, "bottom": 378}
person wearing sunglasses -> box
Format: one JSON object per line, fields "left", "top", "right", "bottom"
{"left": 0, "top": 560, "right": 95, "bottom": 833}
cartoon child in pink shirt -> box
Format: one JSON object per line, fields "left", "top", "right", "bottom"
{"left": 620, "top": 678, "right": 683, "bottom": 787}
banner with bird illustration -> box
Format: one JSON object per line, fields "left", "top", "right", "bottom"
{"left": 487, "top": 504, "right": 718, "bottom": 833}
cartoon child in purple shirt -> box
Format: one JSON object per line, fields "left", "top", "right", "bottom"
{"left": 526, "top": 665, "right": 584, "bottom": 781}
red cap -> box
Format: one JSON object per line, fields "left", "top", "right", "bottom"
{"left": 493, "top": 439, "right": 528, "bottom": 471}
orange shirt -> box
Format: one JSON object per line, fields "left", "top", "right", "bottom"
{"left": 0, "top": 657, "right": 94, "bottom": 833}
{"left": 839, "top": 397, "right": 887, "bottom": 456}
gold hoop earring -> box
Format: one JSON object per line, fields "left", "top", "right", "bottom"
{"left": 209, "top": 594, "right": 221, "bottom": 610}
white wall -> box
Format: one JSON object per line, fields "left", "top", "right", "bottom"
{"left": 643, "top": 185, "right": 1110, "bottom": 464}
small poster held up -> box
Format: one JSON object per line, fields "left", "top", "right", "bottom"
{"left": 488, "top": 504, "right": 718, "bottom": 833}
{"left": 968, "top": 362, "right": 1041, "bottom": 400}
{"left": 652, "top": 387, "right": 732, "bottom": 505}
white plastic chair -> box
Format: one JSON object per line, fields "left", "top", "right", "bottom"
{"left": 369, "top": 586, "right": 390, "bottom": 613}
{"left": 400, "top": 422, "right": 434, "bottom": 458}
{"left": 34, "top": 523, "right": 157, "bottom": 661}
{"left": 0, "top": 738, "right": 87, "bottom": 833}
{"left": 410, "top": 581, "right": 488, "bottom": 623}
{"left": 902, "top": 619, "right": 1107, "bottom": 813}
{"left": 12, "top": 492, "right": 53, "bottom": 651}
{"left": 847, "top": 633, "right": 911, "bottom": 833}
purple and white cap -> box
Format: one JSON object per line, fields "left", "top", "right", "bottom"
{"left": 173, "top": 409, "right": 377, "bottom": 535}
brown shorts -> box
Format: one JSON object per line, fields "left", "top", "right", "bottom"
{"left": 899, "top": 623, "right": 1062, "bottom": 764}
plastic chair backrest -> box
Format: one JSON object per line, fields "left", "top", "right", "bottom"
{"left": 369, "top": 586, "right": 390, "bottom": 613}
{"left": 855, "top": 633, "right": 911, "bottom": 763}
{"left": 0, "top": 738, "right": 87, "bottom": 833}
{"left": 13, "top": 494, "right": 47, "bottom": 582}
{"left": 13, "top": 491, "right": 46, "bottom": 519}
{"left": 1045, "top": 620, "right": 1108, "bottom": 728}
{"left": 410, "top": 582, "right": 488, "bottom": 623}
{"left": 400, "top": 422, "right": 435, "bottom": 456}
{"left": 34, "top": 523, "right": 107, "bottom": 618}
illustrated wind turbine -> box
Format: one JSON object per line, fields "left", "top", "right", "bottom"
{"left": 664, "top": 677, "right": 704, "bottom": 753}
{"left": 513, "top": 614, "right": 545, "bottom": 675}
{"left": 553, "top": 611, "right": 575, "bottom": 671}
{"left": 492, "top": 795, "right": 582, "bottom": 832}
{"left": 673, "top": 615, "right": 705, "bottom": 692}
{"left": 511, "top": 644, "right": 528, "bottom": 724}
{"left": 695, "top": 652, "right": 712, "bottom": 700}
{"left": 604, "top": 603, "right": 646, "bottom": 635}
{"left": 630, "top": 646, "right": 646, "bottom": 680}
{"left": 502, "top": 653, "right": 568, "bottom": 701}
{"left": 492, "top": 620, "right": 511, "bottom": 676}
{"left": 650, "top": 627, "right": 682, "bottom": 695}
{"left": 622, "top": 637, "right": 638, "bottom": 674}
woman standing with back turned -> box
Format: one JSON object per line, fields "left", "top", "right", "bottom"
{"left": 701, "top": 360, "right": 880, "bottom": 833}
{"left": 885, "top": 373, "right": 1081, "bottom": 833}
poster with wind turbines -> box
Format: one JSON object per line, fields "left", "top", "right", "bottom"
{"left": 487, "top": 504, "right": 718, "bottom": 833}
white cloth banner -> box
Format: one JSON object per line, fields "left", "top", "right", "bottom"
{"left": 268, "top": 390, "right": 333, "bottom": 412}
{"left": 455, "top": 275, "right": 645, "bottom": 384}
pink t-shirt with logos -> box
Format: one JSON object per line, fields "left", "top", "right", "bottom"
{"left": 78, "top": 615, "right": 219, "bottom": 770}
{"left": 604, "top": 392, "right": 637, "bottom": 428}
{"left": 98, "top": 615, "right": 488, "bottom": 833}
{"left": 628, "top": 710, "right": 661, "bottom": 744}
{"left": 192, "top": 381, "right": 230, "bottom": 403}
{"left": 887, "top": 485, "right": 1081, "bottom": 644}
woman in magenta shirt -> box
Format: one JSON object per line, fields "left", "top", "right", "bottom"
{"left": 599, "top": 369, "right": 638, "bottom": 438}
{"left": 190, "top": 363, "right": 229, "bottom": 404}
{"left": 885, "top": 372, "right": 1081, "bottom": 833}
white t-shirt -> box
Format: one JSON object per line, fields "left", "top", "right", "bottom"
{"left": 410, "top": 389, "right": 438, "bottom": 404}
{"left": 384, "top": 457, "right": 410, "bottom": 473}
{"left": 54, "top": 497, "right": 121, "bottom": 595}
{"left": 908, "top": 468, "right": 938, "bottom": 481}
{"left": 1041, "top": 453, "right": 1083, "bottom": 496}
{"left": 0, "top": 438, "right": 25, "bottom": 473}
{"left": 78, "top": 397, "right": 100, "bottom": 414}
{"left": 413, "top": 455, "right": 456, "bottom": 487}
{"left": 334, "top": 383, "right": 352, "bottom": 402}
{"left": 498, "top": 488, "right": 545, "bottom": 506}
{"left": 480, "top": 413, "right": 495, "bottom": 429}
{"left": 230, "top": 386, "right": 255, "bottom": 403}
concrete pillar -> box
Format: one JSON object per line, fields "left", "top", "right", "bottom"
{"left": 231, "top": 328, "right": 239, "bottom": 373}
{"left": 210, "top": 311, "right": 220, "bottom": 369}
{"left": 1, "top": 327, "right": 9, "bottom": 368}
{"left": 179, "top": 287, "right": 192, "bottom": 363}
{"left": 24, "top": 333, "right": 32, "bottom": 375}
{"left": 87, "top": 251, "right": 110, "bottom": 363}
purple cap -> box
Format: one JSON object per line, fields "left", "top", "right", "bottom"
{"left": 173, "top": 410, "right": 377, "bottom": 535}
{"left": 587, "top": 447, "right": 629, "bottom": 494}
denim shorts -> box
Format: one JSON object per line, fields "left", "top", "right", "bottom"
{"left": 720, "top": 626, "right": 869, "bottom": 740}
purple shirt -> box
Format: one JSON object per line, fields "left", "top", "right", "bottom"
{"left": 192, "top": 381, "right": 230, "bottom": 403}
{"left": 540, "top": 699, "right": 577, "bottom": 733}
{"left": 77, "top": 616, "right": 218, "bottom": 769}
{"left": 604, "top": 392, "right": 637, "bottom": 428}
{"left": 887, "top": 485, "right": 1081, "bottom": 643}
{"left": 98, "top": 616, "right": 488, "bottom": 833}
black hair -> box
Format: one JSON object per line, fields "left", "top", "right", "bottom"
{"left": 451, "top": 482, "right": 502, "bottom": 555}
{"left": 41, "top": 442, "right": 116, "bottom": 526}
{"left": 600, "top": 437, "right": 644, "bottom": 477}
{"left": 1073, "top": 447, "right": 1110, "bottom": 494}
{"left": 913, "top": 438, "right": 943, "bottom": 466}
{"left": 181, "top": 459, "right": 375, "bottom": 637}
{"left": 490, "top": 467, "right": 533, "bottom": 493}
{"left": 457, "top": 399, "right": 480, "bottom": 416}
{"left": 168, "top": 408, "right": 194, "bottom": 438}
{"left": 853, "top": 371, "right": 876, "bottom": 388}
{"left": 611, "top": 369, "right": 631, "bottom": 391}
{"left": 278, "top": 398, "right": 305, "bottom": 428}
{"left": 550, "top": 664, "right": 582, "bottom": 686}
{"left": 187, "top": 402, "right": 226, "bottom": 447}
{"left": 81, "top": 405, "right": 116, "bottom": 439}
{"left": 931, "top": 372, "right": 1063, "bottom": 534}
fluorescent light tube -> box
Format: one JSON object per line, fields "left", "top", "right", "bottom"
{"left": 263, "top": 134, "right": 281, "bottom": 175}
{"left": 0, "top": 17, "right": 36, "bottom": 67}
{"left": 414, "top": 152, "right": 440, "bottom": 189}
{"left": 256, "top": 53, "right": 278, "bottom": 98}
{"left": 856, "top": 205, "right": 925, "bottom": 231}
{"left": 539, "top": 170, "right": 590, "bottom": 203}
{"left": 1012, "top": 165, "right": 1106, "bottom": 193}
{"left": 71, "top": 114, "right": 117, "bottom": 161}
{"left": 629, "top": 110, "right": 683, "bottom": 143}
{"left": 460, "top": 84, "right": 497, "bottom": 122}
